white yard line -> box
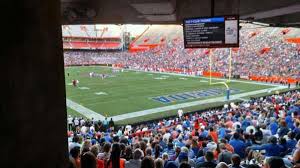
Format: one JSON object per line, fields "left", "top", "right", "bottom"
{"left": 66, "top": 99, "right": 105, "bottom": 120}
{"left": 238, "top": 98, "right": 250, "bottom": 102}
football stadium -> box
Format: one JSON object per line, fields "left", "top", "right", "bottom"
{"left": 63, "top": 24, "right": 299, "bottom": 125}
{"left": 4, "top": 0, "right": 300, "bottom": 167}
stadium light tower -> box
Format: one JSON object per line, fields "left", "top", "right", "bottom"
{"left": 121, "top": 24, "right": 127, "bottom": 51}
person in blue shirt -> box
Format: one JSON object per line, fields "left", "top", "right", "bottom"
{"left": 241, "top": 116, "right": 251, "bottom": 130}
{"left": 293, "top": 122, "right": 300, "bottom": 134}
{"left": 243, "top": 134, "right": 253, "bottom": 147}
{"left": 160, "top": 138, "right": 167, "bottom": 150}
{"left": 285, "top": 112, "right": 294, "bottom": 129}
{"left": 191, "top": 139, "right": 199, "bottom": 157}
{"left": 250, "top": 136, "right": 284, "bottom": 157}
{"left": 229, "top": 132, "right": 247, "bottom": 158}
{"left": 269, "top": 117, "right": 278, "bottom": 135}
{"left": 186, "top": 119, "right": 191, "bottom": 128}
{"left": 218, "top": 124, "right": 227, "bottom": 139}
{"left": 164, "top": 143, "right": 176, "bottom": 159}
{"left": 278, "top": 137, "right": 288, "bottom": 156}
{"left": 277, "top": 120, "right": 290, "bottom": 137}
{"left": 200, "top": 128, "right": 208, "bottom": 138}
{"left": 174, "top": 137, "right": 185, "bottom": 148}
{"left": 104, "top": 133, "right": 112, "bottom": 143}
{"left": 286, "top": 132, "right": 297, "bottom": 154}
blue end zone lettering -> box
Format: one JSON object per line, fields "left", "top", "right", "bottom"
{"left": 168, "top": 95, "right": 188, "bottom": 101}
{"left": 202, "top": 90, "right": 221, "bottom": 95}
{"left": 181, "top": 93, "right": 198, "bottom": 99}
{"left": 152, "top": 96, "right": 171, "bottom": 104}
{"left": 194, "top": 91, "right": 210, "bottom": 97}
{"left": 151, "top": 88, "right": 242, "bottom": 104}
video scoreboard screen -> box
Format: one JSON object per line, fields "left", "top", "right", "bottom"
{"left": 183, "top": 15, "right": 239, "bottom": 48}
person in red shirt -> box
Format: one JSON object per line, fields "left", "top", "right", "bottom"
{"left": 194, "top": 120, "right": 200, "bottom": 131}
{"left": 209, "top": 127, "right": 218, "bottom": 143}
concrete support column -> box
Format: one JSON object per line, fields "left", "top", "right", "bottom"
{"left": 2, "top": 0, "right": 68, "bottom": 167}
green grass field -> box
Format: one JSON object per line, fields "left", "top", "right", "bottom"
{"left": 65, "top": 66, "right": 279, "bottom": 124}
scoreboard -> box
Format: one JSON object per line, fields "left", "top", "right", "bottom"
{"left": 183, "top": 15, "right": 239, "bottom": 48}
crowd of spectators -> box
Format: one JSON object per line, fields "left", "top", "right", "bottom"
{"left": 64, "top": 26, "right": 300, "bottom": 79}
{"left": 67, "top": 89, "right": 300, "bottom": 168}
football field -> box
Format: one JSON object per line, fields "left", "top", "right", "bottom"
{"left": 65, "top": 66, "right": 285, "bottom": 124}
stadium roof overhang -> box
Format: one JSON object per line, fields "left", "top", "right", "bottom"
{"left": 61, "top": 0, "right": 300, "bottom": 27}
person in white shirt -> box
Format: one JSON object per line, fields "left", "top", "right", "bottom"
{"left": 163, "top": 132, "right": 171, "bottom": 141}
{"left": 67, "top": 115, "right": 73, "bottom": 131}
{"left": 90, "top": 125, "right": 95, "bottom": 133}
{"left": 81, "top": 125, "right": 87, "bottom": 135}
{"left": 80, "top": 118, "right": 85, "bottom": 126}
{"left": 142, "top": 127, "right": 148, "bottom": 132}
{"left": 74, "top": 118, "right": 79, "bottom": 127}
{"left": 125, "top": 125, "right": 132, "bottom": 133}
{"left": 178, "top": 109, "right": 183, "bottom": 119}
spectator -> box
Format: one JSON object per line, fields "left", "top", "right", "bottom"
{"left": 141, "top": 156, "right": 155, "bottom": 168}
{"left": 269, "top": 118, "right": 278, "bottom": 135}
{"left": 81, "top": 152, "right": 97, "bottom": 168}
{"left": 97, "top": 142, "right": 111, "bottom": 160}
{"left": 230, "top": 154, "right": 244, "bottom": 168}
{"left": 196, "top": 151, "right": 217, "bottom": 168}
{"left": 292, "top": 140, "right": 300, "bottom": 164}
{"left": 229, "top": 133, "right": 246, "bottom": 158}
{"left": 90, "top": 145, "right": 99, "bottom": 157}
{"left": 125, "top": 149, "right": 143, "bottom": 168}
{"left": 218, "top": 143, "right": 233, "bottom": 165}
{"left": 69, "top": 146, "right": 81, "bottom": 168}
{"left": 251, "top": 136, "right": 284, "bottom": 157}
{"left": 180, "top": 162, "right": 191, "bottom": 168}
{"left": 65, "top": 89, "right": 300, "bottom": 168}
{"left": 154, "top": 158, "right": 164, "bottom": 168}
{"left": 278, "top": 121, "right": 290, "bottom": 137}
{"left": 216, "top": 162, "right": 229, "bottom": 168}
{"left": 69, "top": 135, "right": 81, "bottom": 151}
{"left": 106, "top": 143, "right": 125, "bottom": 168}
{"left": 264, "top": 156, "right": 286, "bottom": 168}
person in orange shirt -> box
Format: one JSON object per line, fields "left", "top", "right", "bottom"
{"left": 209, "top": 127, "right": 218, "bottom": 143}
{"left": 220, "top": 139, "right": 234, "bottom": 153}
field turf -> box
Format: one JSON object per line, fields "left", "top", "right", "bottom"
{"left": 65, "top": 66, "right": 276, "bottom": 120}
